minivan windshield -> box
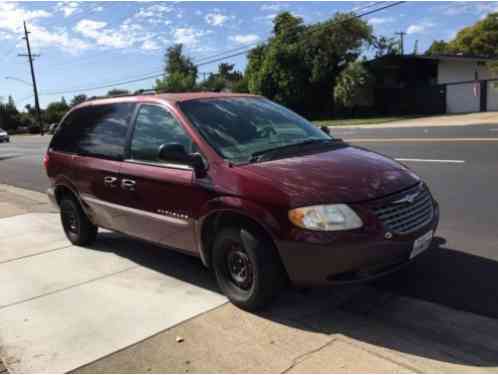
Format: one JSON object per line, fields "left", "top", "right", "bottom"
{"left": 179, "top": 97, "right": 331, "bottom": 162}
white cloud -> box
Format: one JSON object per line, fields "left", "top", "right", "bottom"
{"left": 260, "top": 3, "right": 288, "bottom": 12}
{"left": 74, "top": 19, "right": 134, "bottom": 49}
{"left": 174, "top": 28, "right": 206, "bottom": 47}
{"left": 142, "top": 38, "right": 160, "bottom": 51}
{"left": 406, "top": 22, "right": 434, "bottom": 35}
{"left": 0, "top": 2, "right": 51, "bottom": 34}
{"left": 205, "top": 13, "right": 228, "bottom": 26}
{"left": 406, "top": 24, "right": 425, "bottom": 34}
{"left": 56, "top": 2, "right": 80, "bottom": 17}
{"left": 30, "top": 24, "right": 90, "bottom": 54}
{"left": 442, "top": 2, "right": 498, "bottom": 16}
{"left": 230, "top": 34, "right": 260, "bottom": 44}
{"left": 368, "top": 17, "right": 394, "bottom": 25}
{"left": 0, "top": 3, "right": 87, "bottom": 54}
{"left": 136, "top": 4, "right": 173, "bottom": 19}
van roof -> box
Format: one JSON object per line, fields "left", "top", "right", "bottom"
{"left": 78, "top": 91, "right": 259, "bottom": 108}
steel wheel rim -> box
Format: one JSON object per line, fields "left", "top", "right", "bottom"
{"left": 226, "top": 243, "right": 253, "bottom": 290}
{"left": 62, "top": 205, "right": 79, "bottom": 235}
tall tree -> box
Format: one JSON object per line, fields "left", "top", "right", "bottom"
{"left": 245, "top": 11, "right": 372, "bottom": 117}
{"left": 334, "top": 60, "right": 374, "bottom": 116}
{"left": 425, "top": 40, "right": 450, "bottom": 55}
{"left": 44, "top": 97, "right": 69, "bottom": 125}
{"left": 373, "top": 36, "right": 401, "bottom": 58}
{"left": 70, "top": 94, "right": 87, "bottom": 107}
{"left": 200, "top": 63, "right": 244, "bottom": 92}
{"left": 155, "top": 44, "right": 198, "bottom": 92}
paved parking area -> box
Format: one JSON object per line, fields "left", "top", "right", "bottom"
{"left": 0, "top": 213, "right": 226, "bottom": 373}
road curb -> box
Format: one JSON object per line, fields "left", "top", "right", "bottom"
{"left": 0, "top": 184, "right": 48, "bottom": 204}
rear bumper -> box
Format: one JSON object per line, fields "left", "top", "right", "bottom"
{"left": 276, "top": 201, "right": 439, "bottom": 286}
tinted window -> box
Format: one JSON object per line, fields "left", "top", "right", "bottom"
{"left": 130, "top": 105, "right": 193, "bottom": 163}
{"left": 50, "top": 103, "right": 134, "bottom": 159}
{"left": 178, "top": 97, "right": 329, "bottom": 162}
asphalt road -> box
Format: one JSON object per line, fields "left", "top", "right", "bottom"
{"left": 1, "top": 124, "right": 498, "bottom": 319}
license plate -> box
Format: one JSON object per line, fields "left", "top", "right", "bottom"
{"left": 411, "top": 230, "right": 433, "bottom": 259}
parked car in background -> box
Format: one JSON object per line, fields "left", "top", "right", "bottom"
{"left": 44, "top": 92, "right": 439, "bottom": 311}
{"left": 0, "top": 128, "right": 10, "bottom": 143}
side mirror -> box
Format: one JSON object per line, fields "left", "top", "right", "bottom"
{"left": 158, "top": 143, "right": 206, "bottom": 177}
{"left": 320, "top": 125, "right": 331, "bottom": 135}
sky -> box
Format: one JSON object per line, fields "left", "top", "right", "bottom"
{"left": 1, "top": 0, "right": 498, "bottom": 108}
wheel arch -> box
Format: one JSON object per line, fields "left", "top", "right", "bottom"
{"left": 196, "top": 197, "right": 283, "bottom": 269}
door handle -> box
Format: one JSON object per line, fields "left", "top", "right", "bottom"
{"left": 121, "top": 178, "right": 136, "bottom": 191}
{"left": 104, "top": 176, "right": 118, "bottom": 188}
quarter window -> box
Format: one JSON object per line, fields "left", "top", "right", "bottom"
{"left": 50, "top": 103, "right": 134, "bottom": 159}
{"left": 130, "top": 105, "right": 193, "bottom": 163}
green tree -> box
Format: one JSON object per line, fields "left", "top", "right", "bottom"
{"left": 43, "top": 97, "right": 69, "bottom": 125}
{"left": 0, "top": 96, "right": 22, "bottom": 131}
{"left": 373, "top": 36, "right": 400, "bottom": 57}
{"left": 155, "top": 44, "right": 197, "bottom": 92}
{"left": 425, "top": 40, "right": 450, "bottom": 55}
{"left": 334, "top": 60, "right": 374, "bottom": 116}
{"left": 245, "top": 11, "right": 373, "bottom": 117}
{"left": 200, "top": 63, "right": 244, "bottom": 92}
{"left": 70, "top": 94, "right": 87, "bottom": 107}
{"left": 447, "top": 13, "right": 498, "bottom": 56}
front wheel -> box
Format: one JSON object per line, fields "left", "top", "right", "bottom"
{"left": 60, "top": 196, "right": 97, "bottom": 246}
{"left": 212, "top": 226, "right": 287, "bottom": 311}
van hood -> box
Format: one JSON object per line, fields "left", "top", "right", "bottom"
{"left": 240, "top": 145, "right": 420, "bottom": 207}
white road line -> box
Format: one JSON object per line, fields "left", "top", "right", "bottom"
{"left": 395, "top": 158, "right": 465, "bottom": 164}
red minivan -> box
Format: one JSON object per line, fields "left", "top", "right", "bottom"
{"left": 45, "top": 92, "right": 439, "bottom": 310}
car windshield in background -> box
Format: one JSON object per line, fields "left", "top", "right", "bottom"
{"left": 179, "top": 97, "right": 331, "bottom": 162}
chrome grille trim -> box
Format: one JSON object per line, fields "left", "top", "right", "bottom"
{"left": 372, "top": 185, "right": 434, "bottom": 234}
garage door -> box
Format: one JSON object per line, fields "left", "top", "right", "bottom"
{"left": 487, "top": 81, "right": 498, "bottom": 111}
{"left": 446, "top": 83, "right": 480, "bottom": 113}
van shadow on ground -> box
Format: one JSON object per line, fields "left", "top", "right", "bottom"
{"left": 89, "top": 233, "right": 498, "bottom": 368}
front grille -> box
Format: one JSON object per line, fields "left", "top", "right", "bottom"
{"left": 372, "top": 184, "right": 434, "bottom": 234}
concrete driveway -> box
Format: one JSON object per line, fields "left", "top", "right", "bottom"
{"left": 0, "top": 213, "right": 226, "bottom": 373}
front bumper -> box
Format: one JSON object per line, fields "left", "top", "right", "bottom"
{"left": 0, "top": 135, "right": 9, "bottom": 142}
{"left": 276, "top": 201, "right": 439, "bottom": 286}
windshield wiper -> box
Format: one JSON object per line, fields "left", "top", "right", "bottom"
{"left": 249, "top": 138, "right": 338, "bottom": 163}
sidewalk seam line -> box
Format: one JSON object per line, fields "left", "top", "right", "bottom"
{"left": 0, "top": 265, "right": 139, "bottom": 311}
{"left": 0, "top": 244, "right": 71, "bottom": 265}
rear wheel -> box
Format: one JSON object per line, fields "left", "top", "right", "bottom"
{"left": 60, "top": 196, "right": 97, "bottom": 246}
{"left": 212, "top": 226, "right": 286, "bottom": 311}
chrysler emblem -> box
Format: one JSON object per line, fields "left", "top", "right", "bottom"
{"left": 393, "top": 191, "right": 419, "bottom": 205}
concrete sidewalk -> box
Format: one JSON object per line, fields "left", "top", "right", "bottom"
{"left": 331, "top": 112, "right": 498, "bottom": 129}
{"left": 1, "top": 185, "right": 498, "bottom": 373}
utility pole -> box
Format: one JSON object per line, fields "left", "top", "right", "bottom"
{"left": 19, "top": 21, "right": 43, "bottom": 135}
{"left": 395, "top": 31, "right": 405, "bottom": 55}
{"left": 413, "top": 40, "right": 419, "bottom": 55}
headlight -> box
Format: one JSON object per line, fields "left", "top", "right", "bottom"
{"left": 288, "top": 204, "right": 363, "bottom": 231}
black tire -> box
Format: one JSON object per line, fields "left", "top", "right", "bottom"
{"left": 60, "top": 196, "right": 97, "bottom": 246}
{"left": 212, "top": 225, "right": 287, "bottom": 311}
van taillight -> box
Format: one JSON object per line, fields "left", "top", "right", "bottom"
{"left": 43, "top": 153, "right": 49, "bottom": 169}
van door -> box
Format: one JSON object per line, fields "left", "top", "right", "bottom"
{"left": 72, "top": 103, "right": 135, "bottom": 232}
{"left": 119, "top": 103, "right": 207, "bottom": 254}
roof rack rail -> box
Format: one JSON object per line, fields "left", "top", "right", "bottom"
{"left": 84, "top": 89, "right": 157, "bottom": 102}
{"left": 134, "top": 89, "right": 157, "bottom": 95}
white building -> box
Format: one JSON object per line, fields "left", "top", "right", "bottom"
{"left": 370, "top": 54, "right": 498, "bottom": 114}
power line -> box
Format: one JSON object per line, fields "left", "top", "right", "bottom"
{"left": 39, "top": 1, "right": 406, "bottom": 97}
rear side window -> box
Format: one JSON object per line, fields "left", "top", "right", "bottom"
{"left": 50, "top": 103, "right": 134, "bottom": 160}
